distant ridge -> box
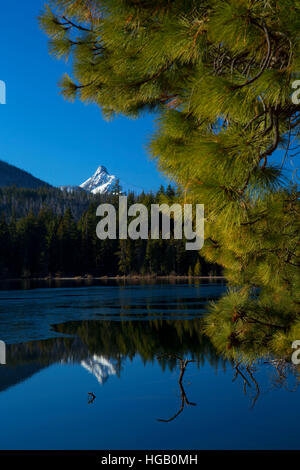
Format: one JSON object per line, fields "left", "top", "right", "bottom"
{"left": 0, "top": 160, "right": 51, "bottom": 189}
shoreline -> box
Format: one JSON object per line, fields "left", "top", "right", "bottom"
{"left": 0, "top": 275, "right": 225, "bottom": 282}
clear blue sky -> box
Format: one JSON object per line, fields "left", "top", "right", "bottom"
{"left": 0, "top": 0, "right": 167, "bottom": 191}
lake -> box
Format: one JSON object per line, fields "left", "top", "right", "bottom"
{"left": 0, "top": 280, "right": 299, "bottom": 450}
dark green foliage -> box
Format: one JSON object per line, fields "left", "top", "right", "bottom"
{"left": 0, "top": 188, "right": 218, "bottom": 278}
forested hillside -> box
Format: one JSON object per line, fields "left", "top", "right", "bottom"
{"left": 0, "top": 160, "right": 51, "bottom": 189}
{"left": 0, "top": 186, "right": 97, "bottom": 220}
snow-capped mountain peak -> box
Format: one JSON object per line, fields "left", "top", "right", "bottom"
{"left": 80, "top": 165, "right": 117, "bottom": 194}
{"left": 94, "top": 165, "right": 108, "bottom": 177}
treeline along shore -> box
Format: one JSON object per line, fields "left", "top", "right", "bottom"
{"left": 0, "top": 185, "right": 222, "bottom": 279}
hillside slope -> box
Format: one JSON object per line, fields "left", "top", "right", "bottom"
{"left": 0, "top": 160, "right": 51, "bottom": 189}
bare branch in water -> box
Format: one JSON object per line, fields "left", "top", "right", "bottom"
{"left": 157, "top": 354, "right": 196, "bottom": 423}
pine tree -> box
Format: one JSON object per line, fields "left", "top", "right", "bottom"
{"left": 194, "top": 259, "right": 201, "bottom": 277}
{"left": 40, "top": 0, "right": 300, "bottom": 360}
{"left": 57, "top": 208, "right": 80, "bottom": 274}
{"left": 0, "top": 213, "right": 10, "bottom": 276}
{"left": 16, "top": 211, "right": 47, "bottom": 277}
{"left": 117, "top": 239, "right": 133, "bottom": 275}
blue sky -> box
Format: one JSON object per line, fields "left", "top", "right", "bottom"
{"left": 0, "top": 0, "right": 167, "bottom": 191}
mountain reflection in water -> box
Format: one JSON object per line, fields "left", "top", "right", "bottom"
{"left": 3, "top": 318, "right": 300, "bottom": 411}
{"left": 0, "top": 282, "right": 299, "bottom": 450}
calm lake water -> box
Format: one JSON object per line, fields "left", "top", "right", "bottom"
{"left": 0, "top": 280, "right": 299, "bottom": 450}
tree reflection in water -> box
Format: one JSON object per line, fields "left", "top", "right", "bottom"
{"left": 4, "top": 314, "right": 300, "bottom": 419}
{"left": 157, "top": 354, "right": 196, "bottom": 423}
{"left": 232, "top": 362, "right": 260, "bottom": 409}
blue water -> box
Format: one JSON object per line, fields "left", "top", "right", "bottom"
{"left": 0, "top": 281, "right": 299, "bottom": 450}
{"left": 0, "top": 281, "right": 225, "bottom": 344}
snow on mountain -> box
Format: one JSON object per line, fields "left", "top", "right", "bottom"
{"left": 79, "top": 165, "right": 143, "bottom": 194}
{"left": 81, "top": 355, "right": 117, "bottom": 385}
{"left": 80, "top": 165, "right": 117, "bottom": 194}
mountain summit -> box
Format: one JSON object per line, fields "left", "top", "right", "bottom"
{"left": 80, "top": 165, "right": 117, "bottom": 194}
